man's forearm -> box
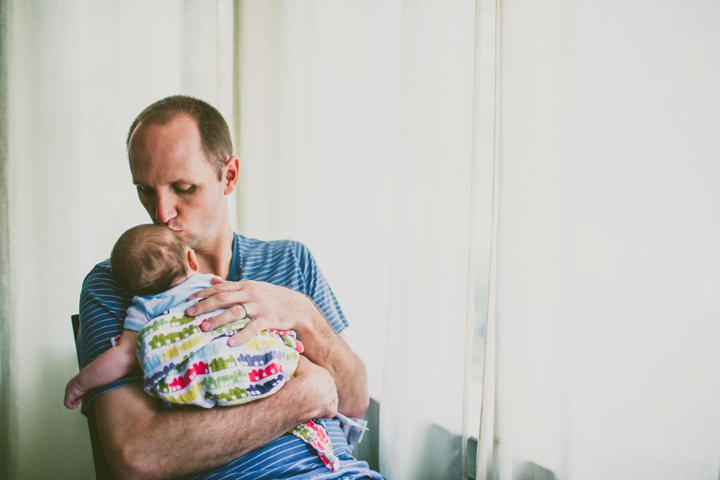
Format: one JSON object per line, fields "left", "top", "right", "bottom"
{"left": 184, "top": 279, "right": 369, "bottom": 417}
{"left": 298, "top": 308, "right": 369, "bottom": 418}
{"left": 94, "top": 371, "right": 329, "bottom": 479}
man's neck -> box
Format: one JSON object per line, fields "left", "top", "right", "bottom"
{"left": 194, "top": 226, "right": 234, "bottom": 279}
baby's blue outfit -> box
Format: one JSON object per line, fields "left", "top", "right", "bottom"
{"left": 124, "top": 273, "right": 216, "bottom": 331}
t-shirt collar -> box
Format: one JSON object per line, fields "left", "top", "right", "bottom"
{"left": 227, "top": 233, "right": 241, "bottom": 282}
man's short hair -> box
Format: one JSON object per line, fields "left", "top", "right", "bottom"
{"left": 126, "top": 95, "right": 233, "bottom": 180}
{"left": 110, "top": 224, "right": 188, "bottom": 297}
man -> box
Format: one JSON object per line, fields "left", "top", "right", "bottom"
{"left": 77, "top": 95, "right": 383, "bottom": 479}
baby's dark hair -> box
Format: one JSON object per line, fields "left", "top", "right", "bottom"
{"left": 110, "top": 224, "right": 188, "bottom": 296}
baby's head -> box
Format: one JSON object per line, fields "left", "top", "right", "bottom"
{"left": 110, "top": 224, "right": 197, "bottom": 296}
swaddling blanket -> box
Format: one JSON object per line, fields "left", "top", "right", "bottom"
{"left": 135, "top": 299, "right": 340, "bottom": 470}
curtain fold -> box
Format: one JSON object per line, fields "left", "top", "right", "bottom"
{"left": 378, "top": 0, "right": 477, "bottom": 478}
{"left": 473, "top": 0, "right": 500, "bottom": 478}
{"left": 0, "top": 0, "right": 11, "bottom": 478}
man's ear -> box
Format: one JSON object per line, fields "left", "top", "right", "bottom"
{"left": 187, "top": 248, "right": 200, "bottom": 272}
{"left": 223, "top": 156, "right": 239, "bottom": 195}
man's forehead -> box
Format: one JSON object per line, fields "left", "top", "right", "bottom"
{"left": 130, "top": 114, "right": 200, "bottom": 153}
{"left": 130, "top": 154, "right": 211, "bottom": 182}
{"left": 131, "top": 170, "right": 196, "bottom": 185}
{"left": 128, "top": 116, "right": 214, "bottom": 179}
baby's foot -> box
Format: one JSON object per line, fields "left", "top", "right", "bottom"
{"left": 64, "top": 378, "right": 86, "bottom": 409}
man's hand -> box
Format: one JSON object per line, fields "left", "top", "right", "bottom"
{"left": 187, "top": 278, "right": 317, "bottom": 346}
{"left": 186, "top": 278, "right": 370, "bottom": 418}
{"left": 294, "top": 356, "right": 338, "bottom": 420}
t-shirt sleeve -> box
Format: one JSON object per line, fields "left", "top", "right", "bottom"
{"left": 293, "top": 242, "right": 349, "bottom": 333}
{"left": 77, "top": 262, "right": 143, "bottom": 417}
{"left": 123, "top": 297, "right": 150, "bottom": 332}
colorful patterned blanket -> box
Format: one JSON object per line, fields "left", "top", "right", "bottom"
{"left": 135, "top": 301, "right": 339, "bottom": 470}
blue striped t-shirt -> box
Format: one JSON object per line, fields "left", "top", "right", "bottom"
{"left": 77, "top": 233, "right": 384, "bottom": 479}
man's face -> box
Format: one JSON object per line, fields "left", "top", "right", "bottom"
{"left": 128, "top": 114, "right": 230, "bottom": 253}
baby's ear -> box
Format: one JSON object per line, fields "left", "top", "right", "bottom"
{"left": 187, "top": 248, "right": 200, "bottom": 272}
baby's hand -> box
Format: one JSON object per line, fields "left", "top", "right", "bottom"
{"left": 64, "top": 376, "right": 86, "bottom": 409}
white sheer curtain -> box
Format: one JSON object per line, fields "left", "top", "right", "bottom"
{"left": 235, "top": 1, "right": 484, "bottom": 478}
{"left": 2, "top": 0, "right": 490, "bottom": 477}
{"left": 3, "top": 1, "right": 233, "bottom": 477}
{"left": 479, "top": 1, "right": 720, "bottom": 479}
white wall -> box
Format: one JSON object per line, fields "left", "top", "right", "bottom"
{"left": 492, "top": 1, "right": 720, "bottom": 478}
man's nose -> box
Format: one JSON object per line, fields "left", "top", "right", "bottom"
{"left": 155, "top": 193, "right": 177, "bottom": 224}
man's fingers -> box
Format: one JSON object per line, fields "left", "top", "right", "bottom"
{"left": 187, "top": 279, "right": 244, "bottom": 302}
{"left": 188, "top": 290, "right": 251, "bottom": 317}
{"left": 199, "top": 307, "right": 246, "bottom": 331}
{"left": 187, "top": 285, "right": 221, "bottom": 302}
{"left": 227, "top": 319, "right": 265, "bottom": 347}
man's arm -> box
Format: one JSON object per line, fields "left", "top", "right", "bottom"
{"left": 78, "top": 264, "right": 339, "bottom": 478}
{"left": 291, "top": 305, "right": 369, "bottom": 418}
{"left": 95, "top": 356, "right": 338, "bottom": 479}
{"left": 188, "top": 279, "right": 370, "bottom": 418}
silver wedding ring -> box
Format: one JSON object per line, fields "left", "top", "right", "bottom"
{"left": 240, "top": 303, "right": 250, "bottom": 319}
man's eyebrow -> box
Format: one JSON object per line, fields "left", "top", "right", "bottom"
{"left": 131, "top": 180, "right": 194, "bottom": 186}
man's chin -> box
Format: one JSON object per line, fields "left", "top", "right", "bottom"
{"left": 181, "top": 233, "right": 200, "bottom": 249}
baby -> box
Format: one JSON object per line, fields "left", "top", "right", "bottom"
{"left": 65, "top": 224, "right": 339, "bottom": 471}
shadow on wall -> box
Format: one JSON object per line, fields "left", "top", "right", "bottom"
{"left": 418, "top": 423, "right": 464, "bottom": 480}
{"left": 515, "top": 461, "right": 556, "bottom": 480}
{"left": 354, "top": 400, "right": 464, "bottom": 478}
{"left": 354, "top": 400, "right": 556, "bottom": 480}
